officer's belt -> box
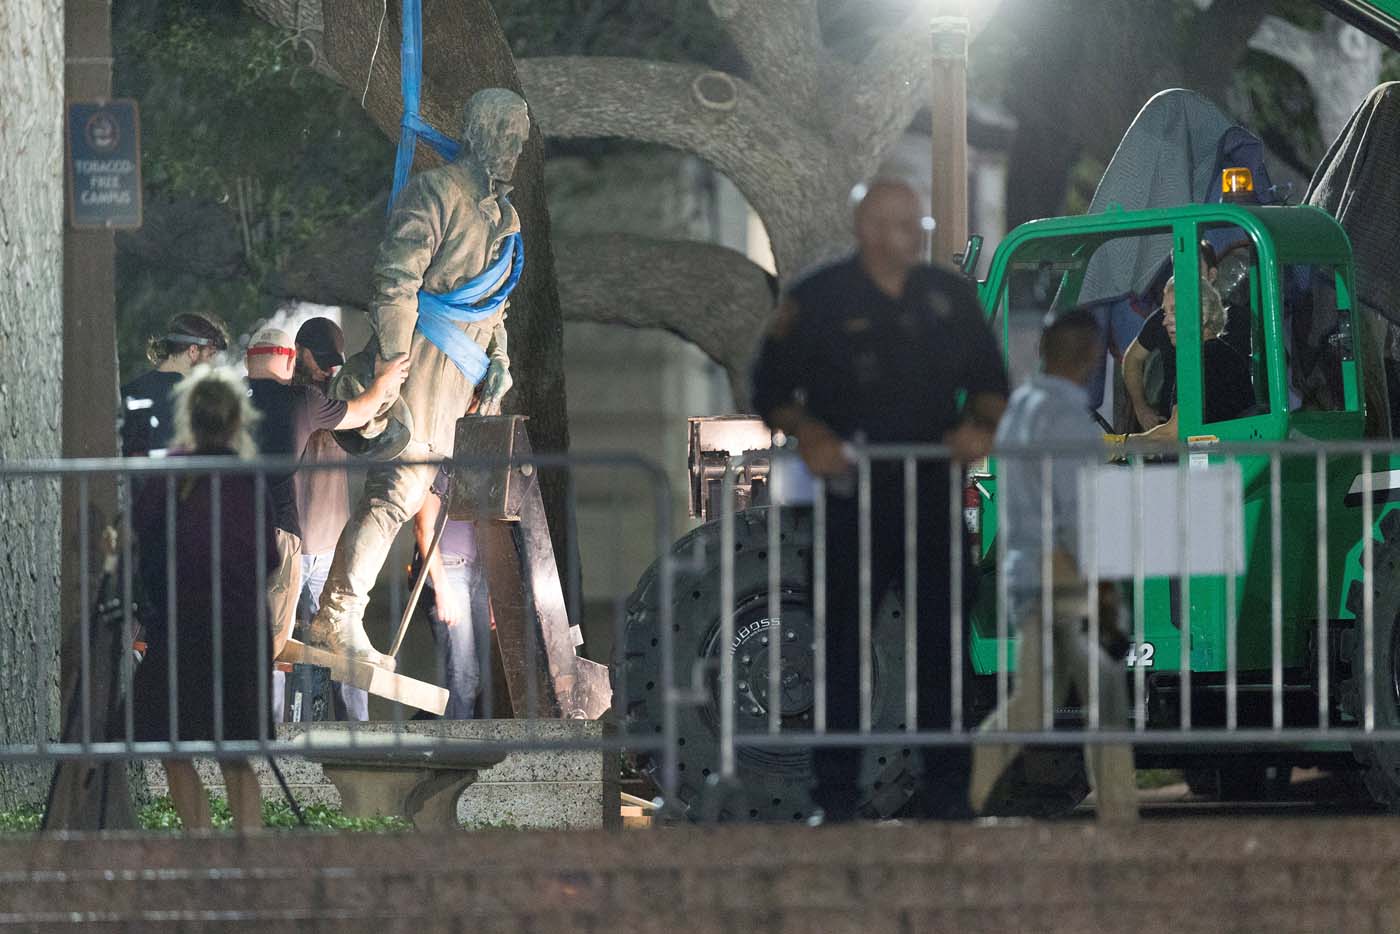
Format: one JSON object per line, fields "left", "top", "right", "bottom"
{"left": 415, "top": 230, "right": 524, "bottom": 384}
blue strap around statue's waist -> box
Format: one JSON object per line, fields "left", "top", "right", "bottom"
{"left": 415, "top": 232, "right": 524, "bottom": 384}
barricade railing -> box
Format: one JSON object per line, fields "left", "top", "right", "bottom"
{"left": 0, "top": 451, "right": 676, "bottom": 784}
{"left": 706, "top": 437, "right": 1400, "bottom": 794}
{"left": 15, "top": 435, "right": 1400, "bottom": 823}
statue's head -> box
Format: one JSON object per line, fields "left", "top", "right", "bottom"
{"left": 462, "top": 88, "right": 530, "bottom": 182}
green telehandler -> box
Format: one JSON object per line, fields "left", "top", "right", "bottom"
{"left": 622, "top": 1, "right": 1400, "bottom": 820}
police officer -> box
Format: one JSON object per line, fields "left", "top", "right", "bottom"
{"left": 752, "top": 179, "right": 1008, "bottom": 821}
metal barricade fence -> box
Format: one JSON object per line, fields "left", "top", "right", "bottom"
{"left": 703, "top": 438, "right": 1400, "bottom": 816}
{"left": 13, "top": 436, "right": 1400, "bottom": 823}
{"left": 0, "top": 450, "right": 678, "bottom": 815}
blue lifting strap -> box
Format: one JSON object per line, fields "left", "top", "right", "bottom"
{"left": 415, "top": 233, "right": 524, "bottom": 384}
{"left": 389, "top": 0, "right": 460, "bottom": 205}
{"left": 389, "top": 0, "right": 523, "bottom": 384}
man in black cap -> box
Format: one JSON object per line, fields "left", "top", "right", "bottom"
{"left": 294, "top": 317, "right": 348, "bottom": 386}
{"left": 290, "top": 318, "right": 371, "bottom": 720}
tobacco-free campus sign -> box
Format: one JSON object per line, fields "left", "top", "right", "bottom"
{"left": 66, "top": 99, "right": 142, "bottom": 229}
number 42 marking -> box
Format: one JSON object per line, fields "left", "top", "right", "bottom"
{"left": 1126, "top": 642, "right": 1156, "bottom": 668}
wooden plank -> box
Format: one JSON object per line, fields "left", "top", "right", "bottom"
{"left": 478, "top": 519, "right": 557, "bottom": 717}
{"left": 278, "top": 639, "right": 449, "bottom": 715}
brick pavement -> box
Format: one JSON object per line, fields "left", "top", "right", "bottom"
{"left": 1, "top": 818, "right": 1396, "bottom": 932}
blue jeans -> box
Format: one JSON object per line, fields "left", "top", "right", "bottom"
{"left": 427, "top": 557, "right": 491, "bottom": 719}
{"left": 273, "top": 552, "right": 370, "bottom": 722}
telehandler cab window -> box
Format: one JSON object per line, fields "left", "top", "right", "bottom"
{"left": 1198, "top": 226, "right": 1268, "bottom": 424}
{"left": 1283, "top": 264, "right": 1356, "bottom": 413}
{"left": 994, "top": 228, "right": 1172, "bottom": 430}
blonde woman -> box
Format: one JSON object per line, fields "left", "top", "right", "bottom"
{"left": 132, "top": 365, "right": 278, "bottom": 831}
{"left": 1134, "top": 279, "right": 1257, "bottom": 440}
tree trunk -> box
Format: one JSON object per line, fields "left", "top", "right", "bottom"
{"left": 0, "top": 0, "right": 64, "bottom": 810}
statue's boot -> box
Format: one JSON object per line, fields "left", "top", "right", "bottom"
{"left": 304, "top": 611, "right": 397, "bottom": 672}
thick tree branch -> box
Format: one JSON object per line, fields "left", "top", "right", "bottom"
{"left": 1248, "top": 16, "right": 1319, "bottom": 73}
{"left": 1249, "top": 16, "right": 1383, "bottom": 143}
{"left": 706, "top": 0, "right": 825, "bottom": 115}
{"left": 518, "top": 55, "right": 851, "bottom": 276}
{"left": 115, "top": 196, "right": 246, "bottom": 280}
{"left": 243, "top": 0, "right": 338, "bottom": 80}
{"left": 847, "top": 9, "right": 932, "bottom": 166}
{"left": 554, "top": 233, "right": 775, "bottom": 404}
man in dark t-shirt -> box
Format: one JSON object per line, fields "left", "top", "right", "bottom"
{"left": 751, "top": 179, "right": 1009, "bottom": 822}
{"left": 245, "top": 326, "right": 408, "bottom": 719}
{"left": 291, "top": 318, "right": 365, "bottom": 721}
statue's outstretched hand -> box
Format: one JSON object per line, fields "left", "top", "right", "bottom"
{"left": 478, "top": 359, "right": 513, "bottom": 416}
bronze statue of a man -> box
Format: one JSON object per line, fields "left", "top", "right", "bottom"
{"left": 307, "top": 88, "right": 529, "bottom": 668}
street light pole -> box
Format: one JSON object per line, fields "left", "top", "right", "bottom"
{"left": 929, "top": 2, "right": 970, "bottom": 267}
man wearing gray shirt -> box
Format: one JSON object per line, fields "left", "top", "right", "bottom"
{"left": 969, "top": 310, "right": 1138, "bottom": 822}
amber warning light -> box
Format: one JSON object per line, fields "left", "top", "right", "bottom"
{"left": 1221, "top": 167, "right": 1254, "bottom": 197}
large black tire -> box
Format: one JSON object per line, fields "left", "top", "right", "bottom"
{"left": 620, "top": 507, "right": 921, "bottom": 822}
{"left": 1342, "top": 509, "right": 1400, "bottom": 809}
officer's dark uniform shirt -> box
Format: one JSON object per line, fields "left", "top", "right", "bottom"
{"left": 752, "top": 257, "right": 1007, "bottom": 442}
{"left": 120, "top": 370, "right": 182, "bottom": 457}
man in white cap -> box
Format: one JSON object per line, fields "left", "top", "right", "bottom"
{"left": 245, "top": 327, "right": 408, "bottom": 717}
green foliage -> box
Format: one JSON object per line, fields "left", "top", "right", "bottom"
{"left": 0, "top": 807, "right": 43, "bottom": 833}
{"left": 1063, "top": 156, "right": 1108, "bottom": 216}
{"left": 1382, "top": 49, "right": 1400, "bottom": 84}
{"left": 1135, "top": 769, "right": 1185, "bottom": 790}
{"left": 141, "top": 794, "right": 409, "bottom": 832}
{"left": 1268, "top": 0, "right": 1326, "bottom": 30}
{"left": 2, "top": 796, "right": 410, "bottom": 834}
{"left": 113, "top": 1, "right": 391, "bottom": 381}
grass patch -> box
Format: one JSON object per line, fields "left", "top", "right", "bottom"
{"left": 2, "top": 796, "right": 409, "bottom": 834}
{"left": 1135, "top": 769, "right": 1185, "bottom": 790}
{"left": 0, "top": 807, "right": 43, "bottom": 834}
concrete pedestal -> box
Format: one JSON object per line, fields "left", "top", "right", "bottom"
{"left": 320, "top": 765, "right": 470, "bottom": 831}
{"left": 146, "top": 718, "right": 619, "bottom": 830}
